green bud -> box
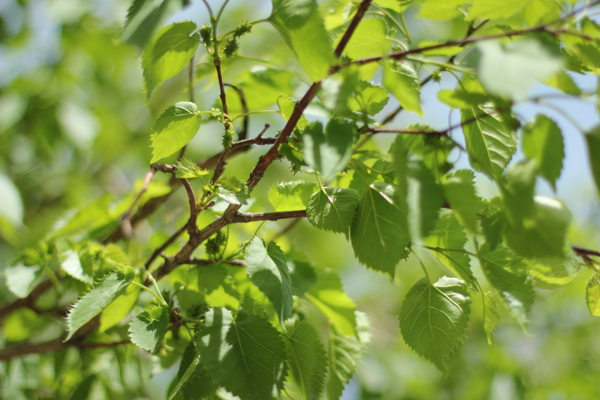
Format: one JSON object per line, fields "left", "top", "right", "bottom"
{"left": 223, "top": 38, "right": 239, "bottom": 58}
{"left": 199, "top": 25, "right": 213, "bottom": 46}
{"left": 233, "top": 21, "right": 252, "bottom": 38}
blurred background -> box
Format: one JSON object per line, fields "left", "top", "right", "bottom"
{"left": 1, "top": 0, "right": 600, "bottom": 399}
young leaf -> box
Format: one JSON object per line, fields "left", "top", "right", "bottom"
{"left": 461, "top": 107, "right": 516, "bottom": 179}
{"left": 175, "top": 157, "right": 209, "bottom": 179}
{"left": 196, "top": 308, "right": 287, "bottom": 400}
{"left": 286, "top": 320, "right": 328, "bottom": 399}
{"left": 441, "top": 169, "right": 483, "bottom": 233}
{"left": 342, "top": 17, "right": 391, "bottom": 79}
{"left": 586, "top": 273, "right": 600, "bottom": 316}
{"left": 99, "top": 282, "right": 140, "bottom": 333}
{"left": 268, "top": 181, "right": 318, "bottom": 212}
{"left": 142, "top": 21, "right": 200, "bottom": 98}
{"left": 65, "top": 267, "right": 135, "bottom": 341}
{"left": 326, "top": 312, "right": 371, "bottom": 400}
{"left": 418, "top": 0, "right": 468, "bottom": 21}
{"left": 383, "top": 60, "right": 423, "bottom": 115}
{"left": 128, "top": 305, "right": 169, "bottom": 353}
{"left": 425, "top": 213, "right": 475, "bottom": 288}
{"left": 5, "top": 264, "right": 43, "bottom": 299}
{"left": 399, "top": 276, "right": 471, "bottom": 370}
{"left": 585, "top": 125, "right": 600, "bottom": 196}
{"left": 306, "top": 187, "right": 359, "bottom": 236}
{"left": 121, "top": 0, "right": 184, "bottom": 48}
{"left": 245, "top": 237, "right": 293, "bottom": 324}
{"left": 269, "top": 0, "right": 335, "bottom": 82}
{"left": 478, "top": 244, "right": 534, "bottom": 329}
{"left": 522, "top": 115, "right": 564, "bottom": 190}
{"left": 305, "top": 269, "right": 357, "bottom": 337}
{"left": 483, "top": 291, "right": 502, "bottom": 345}
{"left": 150, "top": 102, "right": 201, "bottom": 163}
{"left": 303, "top": 119, "right": 355, "bottom": 181}
{"left": 61, "top": 250, "right": 93, "bottom": 284}
{"left": 350, "top": 183, "right": 410, "bottom": 277}
{"left": 347, "top": 81, "right": 389, "bottom": 116}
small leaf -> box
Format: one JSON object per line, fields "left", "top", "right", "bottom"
{"left": 306, "top": 269, "right": 357, "bottom": 337}
{"left": 461, "top": 107, "right": 516, "bottom": 179}
{"left": 306, "top": 187, "right": 359, "bottom": 236}
{"left": 286, "top": 320, "right": 328, "bottom": 399}
{"left": 121, "top": 0, "right": 184, "bottom": 48}
{"left": 586, "top": 273, "right": 600, "bottom": 316}
{"left": 5, "top": 264, "right": 43, "bottom": 299}
{"left": 151, "top": 102, "right": 201, "bottom": 163}
{"left": 65, "top": 267, "right": 135, "bottom": 341}
{"left": 175, "top": 157, "right": 209, "bottom": 179}
{"left": 128, "top": 305, "right": 169, "bottom": 353}
{"left": 441, "top": 169, "right": 483, "bottom": 233}
{"left": 269, "top": 0, "right": 335, "bottom": 82}
{"left": 522, "top": 115, "right": 564, "bottom": 190}
{"left": 245, "top": 237, "right": 293, "bottom": 324}
{"left": 61, "top": 250, "right": 92, "bottom": 284}
{"left": 418, "top": 0, "right": 468, "bottom": 21}
{"left": 342, "top": 17, "right": 390, "bottom": 79}
{"left": 196, "top": 308, "right": 287, "bottom": 400}
{"left": 483, "top": 291, "right": 502, "bottom": 345}
{"left": 215, "top": 187, "right": 250, "bottom": 205}
{"left": 399, "top": 276, "right": 471, "bottom": 370}
{"left": 326, "top": 312, "right": 371, "bottom": 400}
{"left": 348, "top": 81, "right": 389, "bottom": 116}
{"left": 478, "top": 244, "right": 534, "bottom": 328}
{"left": 303, "top": 119, "right": 355, "bottom": 181}
{"left": 438, "top": 89, "right": 489, "bottom": 109}
{"left": 350, "top": 183, "right": 410, "bottom": 277}
{"left": 142, "top": 21, "right": 200, "bottom": 98}
{"left": 268, "top": 181, "right": 318, "bottom": 211}
{"left": 383, "top": 60, "right": 422, "bottom": 115}
{"left": 585, "top": 125, "right": 600, "bottom": 196}
{"left": 544, "top": 70, "right": 581, "bottom": 95}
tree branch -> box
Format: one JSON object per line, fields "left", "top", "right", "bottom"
{"left": 232, "top": 210, "right": 307, "bottom": 223}
{"left": 334, "top": 0, "right": 373, "bottom": 57}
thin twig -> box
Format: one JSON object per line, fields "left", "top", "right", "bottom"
{"left": 186, "top": 258, "right": 245, "bottom": 267}
{"left": 232, "top": 210, "right": 307, "bottom": 223}
{"left": 334, "top": 0, "right": 373, "bottom": 57}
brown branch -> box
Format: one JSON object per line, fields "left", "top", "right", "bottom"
{"left": 233, "top": 210, "right": 307, "bottom": 223}
{"left": 0, "top": 279, "right": 54, "bottom": 322}
{"left": 572, "top": 246, "right": 600, "bottom": 259}
{"left": 334, "top": 0, "right": 373, "bottom": 57}
{"left": 215, "top": 59, "right": 228, "bottom": 116}
{"left": 180, "top": 178, "right": 198, "bottom": 235}
{"left": 186, "top": 258, "right": 245, "bottom": 267}
{"left": 224, "top": 83, "right": 249, "bottom": 140}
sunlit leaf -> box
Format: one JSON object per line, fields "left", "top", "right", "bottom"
{"left": 268, "top": 181, "right": 318, "bottom": 211}
{"left": 150, "top": 102, "right": 201, "bottom": 163}
{"left": 586, "top": 273, "right": 600, "bottom": 317}
{"left": 306, "top": 187, "right": 359, "bottom": 236}
{"left": 383, "top": 60, "right": 422, "bottom": 115}
{"left": 128, "top": 305, "right": 169, "bottom": 353}
{"left": 441, "top": 169, "right": 483, "bottom": 233}
{"left": 303, "top": 119, "right": 355, "bottom": 181}
{"left": 522, "top": 115, "right": 564, "bottom": 190}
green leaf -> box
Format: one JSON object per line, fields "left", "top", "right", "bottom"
{"left": 523, "top": 0, "right": 560, "bottom": 26}
{"left": 383, "top": 60, "right": 423, "bottom": 115}
{"left": 306, "top": 187, "right": 359, "bottom": 236}
{"left": 235, "top": 68, "right": 298, "bottom": 112}
{"left": 350, "top": 183, "right": 410, "bottom": 277}
{"left": 289, "top": 260, "right": 317, "bottom": 296}
{"left": 348, "top": 81, "right": 389, "bottom": 116}
{"left": 499, "top": 159, "right": 537, "bottom": 223}
{"left": 61, "top": 250, "right": 92, "bottom": 284}
{"left": 544, "top": 71, "right": 582, "bottom": 96}
{"left": 245, "top": 237, "right": 293, "bottom": 324}
{"left": 326, "top": 312, "right": 371, "bottom": 400}
{"left": 5, "top": 264, "right": 43, "bottom": 299}
{"left": 150, "top": 102, "right": 201, "bottom": 163}
{"left": 169, "top": 343, "right": 217, "bottom": 400}
{"left": 269, "top": 0, "right": 335, "bottom": 82}
{"left": 438, "top": 89, "right": 488, "bottom": 109}
{"left": 196, "top": 308, "right": 287, "bottom": 400}
{"left": 142, "top": 21, "right": 200, "bottom": 98}
{"left": 425, "top": 213, "right": 475, "bottom": 287}
{"left": 65, "top": 267, "right": 135, "bottom": 341}
{"left": 585, "top": 125, "right": 600, "bottom": 196}
{"left": 483, "top": 291, "right": 502, "bottom": 345}
{"left": 418, "top": 0, "right": 468, "bottom": 21}
{"left": 0, "top": 172, "right": 23, "bottom": 227}
{"left": 478, "top": 244, "right": 534, "bottom": 328}
{"left": 522, "top": 115, "right": 564, "bottom": 190}
{"left": 441, "top": 169, "right": 483, "bottom": 233}
{"left": 99, "top": 282, "right": 141, "bottom": 333}
{"left": 477, "top": 39, "right": 562, "bottom": 100}
{"left": 530, "top": 259, "right": 579, "bottom": 289}
{"left": 481, "top": 197, "right": 505, "bottom": 250}
{"left": 277, "top": 95, "right": 308, "bottom": 130}
{"left": 303, "top": 119, "right": 355, "bottom": 181}
{"left": 128, "top": 305, "right": 169, "bottom": 353}
{"left": 286, "top": 320, "right": 328, "bottom": 399}
{"left": 68, "top": 374, "right": 96, "bottom": 400}
{"left": 121, "top": 0, "right": 184, "bottom": 48}
{"left": 586, "top": 273, "right": 600, "bottom": 316}
{"left": 268, "top": 181, "right": 318, "bottom": 211}
{"left": 399, "top": 276, "right": 471, "bottom": 370}
{"left": 342, "top": 17, "right": 390, "bottom": 79}
{"left": 468, "top": 0, "right": 531, "bottom": 20}
{"left": 215, "top": 187, "right": 250, "bottom": 205}
{"left": 306, "top": 269, "right": 357, "bottom": 337}
{"left": 461, "top": 107, "right": 516, "bottom": 179}
{"left": 175, "top": 157, "right": 209, "bottom": 179}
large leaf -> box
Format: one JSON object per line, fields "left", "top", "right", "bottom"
{"left": 383, "top": 60, "right": 423, "bottom": 115}
{"left": 169, "top": 343, "right": 217, "bottom": 400}
{"left": 245, "top": 237, "right": 293, "bottom": 324}
{"left": 65, "top": 267, "right": 135, "bottom": 341}
{"left": 142, "top": 21, "right": 200, "bottom": 98}
{"left": 286, "top": 320, "right": 328, "bottom": 399}
{"left": 196, "top": 308, "right": 287, "bottom": 400}
{"left": 129, "top": 305, "right": 169, "bottom": 353}
{"left": 305, "top": 269, "right": 357, "bottom": 337}
{"left": 350, "top": 183, "right": 410, "bottom": 277}
{"left": 418, "top": 0, "right": 469, "bottom": 20}
{"left": 478, "top": 244, "right": 534, "bottom": 328}
{"left": 306, "top": 187, "right": 359, "bottom": 236}
{"left": 425, "top": 213, "right": 475, "bottom": 288}
{"left": 585, "top": 125, "right": 600, "bottom": 196}
{"left": 441, "top": 169, "right": 483, "bottom": 233}
{"left": 522, "top": 115, "right": 564, "bottom": 190}
{"left": 399, "top": 276, "right": 471, "bottom": 370}
{"left": 303, "top": 119, "right": 355, "bottom": 182}
{"left": 343, "top": 17, "right": 391, "bottom": 79}
{"left": 121, "top": 0, "right": 186, "bottom": 48}
{"left": 269, "top": 0, "right": 335, "bottom": 82}
{"left": 268, "top": 181, "right": 318, "bottom": 212}
{"left": 150, "top": 102, "right": 201, "bottom": 162}
{"left": 461, "top": 107, "right": 516, "bottom": 179}
{"left": 326, "top": 312, "right": 371, "bottom": 400}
